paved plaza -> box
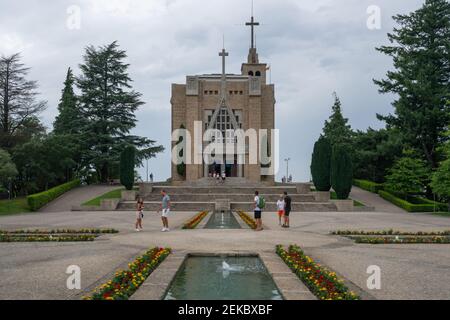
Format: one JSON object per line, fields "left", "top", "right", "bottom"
{"left": 0, "top": 189, "right": 449, "bottom": 300}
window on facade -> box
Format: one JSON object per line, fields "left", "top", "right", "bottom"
{"left": 248, "top": 71, "right": 254, "bottom": 76}
{"left": 255, "top": 71, "right": 261, "bottom": 77}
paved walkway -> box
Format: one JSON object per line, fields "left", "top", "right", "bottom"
{"left": 350, "top": 186, "right": 405, "bottom": 213}
{"left": 0, "top": 208, "right": 449, "bottom": 300}
{"left": 39, "top": 185, "right": 118, "bottom": 213}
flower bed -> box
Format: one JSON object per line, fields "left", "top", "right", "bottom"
{"left": 331, "top": 229, "right": 450, "bottom": 236}
{"left": 0, "top": 234, "right": 97, "bottom": 242}
{"left": 182, "top": 211, "right": 209, "bottom": 229}
{"left": 236, "top": 210, "right": 257, "bottom": 229}
{"left": 0, "top": 228, "right": 119, "bottom": 235}
{"left": 352, "top": 236, "right": 450, "bottom": 244}
{"left": 276, "top": 245, "right": 359, "bottom": 300}
{"left": 84, "top": 247, "right": 171, "bottom": 300}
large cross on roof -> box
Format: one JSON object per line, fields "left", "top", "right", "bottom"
{"left": 207, "top": 47, "right": 239, "bottom": 132}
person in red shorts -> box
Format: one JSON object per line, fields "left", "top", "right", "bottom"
{"left": 276, "top": 195, "right": 285, "bottom": 226}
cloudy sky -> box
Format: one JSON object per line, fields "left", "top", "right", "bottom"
{"left": 0, "top": 0, "right": 425, "bottom": 182}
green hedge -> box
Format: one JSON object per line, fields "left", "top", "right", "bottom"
{"left": 378, "top": 190, "right": 447, "bottom": 213}
{"left": 354, "top": 179, "right": 384, "bottom": 194}
{"left": 27, "top": 180, "right": 81, "bottom": 211}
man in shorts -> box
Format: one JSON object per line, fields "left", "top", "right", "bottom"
{"left": 158, "top": 190, "right": 171, "bottom": 232}
{"left": 283, "top": 191, "right": 292, "bottom": 228}
{"left": 254, "top": 191, "right": 263, "bottom": 231}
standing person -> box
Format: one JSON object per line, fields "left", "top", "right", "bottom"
{"left": 150, "top": 173, "right": 154, "bottom": 182}
{"left": 254, "top": 191, "right": 263, "bottom": 231}
{"left": 276, "top": 195, "right": 285, "bottom": 226}
{"left": 135, "top": 198, "right": 144, "bottom": 232}
{"left": 158, "top": 190, "right": 171, "bottom": 232}
{"left": 283, "top": 191, "right": 292, "bottom": 228}
{"left": 221, "top": 171, "right": 226, "bottom": 183}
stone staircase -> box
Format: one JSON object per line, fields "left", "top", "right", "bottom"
{"left": 116, "top": 181, "right": 337, "bottom": 212}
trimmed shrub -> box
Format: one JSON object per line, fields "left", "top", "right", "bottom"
{"left": 331, "top": 144, "right": 353, "bottom": 199}
{"left": 120, "top": 146, "right": 135, "bottom": 191}
{"left": 378, "top": 190, "right": 447, "bottom": 212}
{"left": 353, "top": 179, "right": 384, "bottom": 194}
{"left": 27, "top": 179, "right": 81, "bottom": 211}
{"left": 310, "top": 136, "right": 332, "bottom": 191}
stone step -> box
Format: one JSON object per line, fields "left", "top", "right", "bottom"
{"left": 148, "top": 186, "right": 301, "bottom": 195}
{"left": 142, "top": 194, "right": 316, "bottom": 202}
{"left": 117, "top": 201, "right": 336, "bottom": 212}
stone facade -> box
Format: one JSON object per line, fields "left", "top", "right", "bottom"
{"left": 171, "top": 35, "right": 276, "bottom": 184}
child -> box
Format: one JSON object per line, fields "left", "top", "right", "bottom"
{"left": 135, "top": 198, "right": 144, "bottom": 232}
{"left": 276, "top": 195, "right": 285, "bottom": 226}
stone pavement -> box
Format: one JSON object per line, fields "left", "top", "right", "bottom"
{"left": 0, "top": 207, "right": 449, "bottom": 300}
{"left": 350, "top": 186, "right": 405, "bottom": 213}
{"left": 39, "top": 185, "right": 118, "bottom": 213}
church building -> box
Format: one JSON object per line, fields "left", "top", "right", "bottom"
{"left": 171, "top": 15, "right": 276, "bottom": 184}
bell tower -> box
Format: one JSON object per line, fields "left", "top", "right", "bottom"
{"left": 241, "top": 13, "right": 267, "bottom": 84}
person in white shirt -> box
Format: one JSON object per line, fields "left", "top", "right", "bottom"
{"left": 254, "top": 191, "right": 263, "bottom": 231}
{"left": 276, "top": 195, "right": 285, "bottom": 226}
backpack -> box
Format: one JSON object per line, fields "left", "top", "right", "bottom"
{"left": 258, "top": 196, "right": 266, "bottom": 209}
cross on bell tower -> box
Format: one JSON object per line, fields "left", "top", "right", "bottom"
{"left": 245, "top": 1, "right": 260, "bottom": 64}
{"left": 246, "top": 16, "right": 260, "bottom": 49}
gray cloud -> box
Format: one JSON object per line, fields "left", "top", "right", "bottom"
{"left": 0, "top": 0, "right": 424, "bottom": 182}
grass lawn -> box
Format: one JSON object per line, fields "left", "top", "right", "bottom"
{"left": 0, "top": 198, "right": 31, "bottom": 216}
{"left": 82, "top": 188, "right": 125, "bottom": 206}
{"left": 331, "top": 192, "right": 365, "bottom": 207}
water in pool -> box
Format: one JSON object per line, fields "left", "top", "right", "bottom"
{"left": 204, "top": 211, "right": 242, "bottom": 229}
{"left": 164, "top": 256, "right": 283, "bottom": 300}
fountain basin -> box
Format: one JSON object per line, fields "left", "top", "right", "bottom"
{"left": 164, "top": 254, "right": 283, "bottom": 300}
{"left": 204, "top": 210, "right": 242, "bottom": 229}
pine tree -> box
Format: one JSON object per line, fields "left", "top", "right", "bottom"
{"left": 0, "top": 53, "right": 46, "bottom": 150}
{"left": 53, "top": 68, "right": 82, "bottom": 135}
{"left": 77, "top": 41, "right": 163, "bottom": 182}
{"left": 374, "top": 0, "right": 450, "bottom": 169}
{"left": 323, "top": 93, "right": 353, "bottom": 147}
{"left": 331, "top": 144, "right": 353, "bottom": 200}
{"left": 310, "top": 136, "right": 332, "bottom": 191}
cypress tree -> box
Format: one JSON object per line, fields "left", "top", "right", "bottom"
{"left": 120, "top": 145, "right": 135, "bottom": 191}
{"left": 310, "top": 136, "right": 332, "bottom": 191}
{"left": 331, "top": 144, "right": 353, "bottom": 200}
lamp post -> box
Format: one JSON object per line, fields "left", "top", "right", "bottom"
{"left": 146, "top": 159, "right": 149, "bottom": 182}
{"left": 284, "top": 158, "right": 290, "bottom": 183}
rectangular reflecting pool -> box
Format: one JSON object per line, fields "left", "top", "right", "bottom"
{"left": 164, "top": 256, "right": 283, "bottom": 300}
{"left": 204, "top": 211, "right": 242, "bottom": 229}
